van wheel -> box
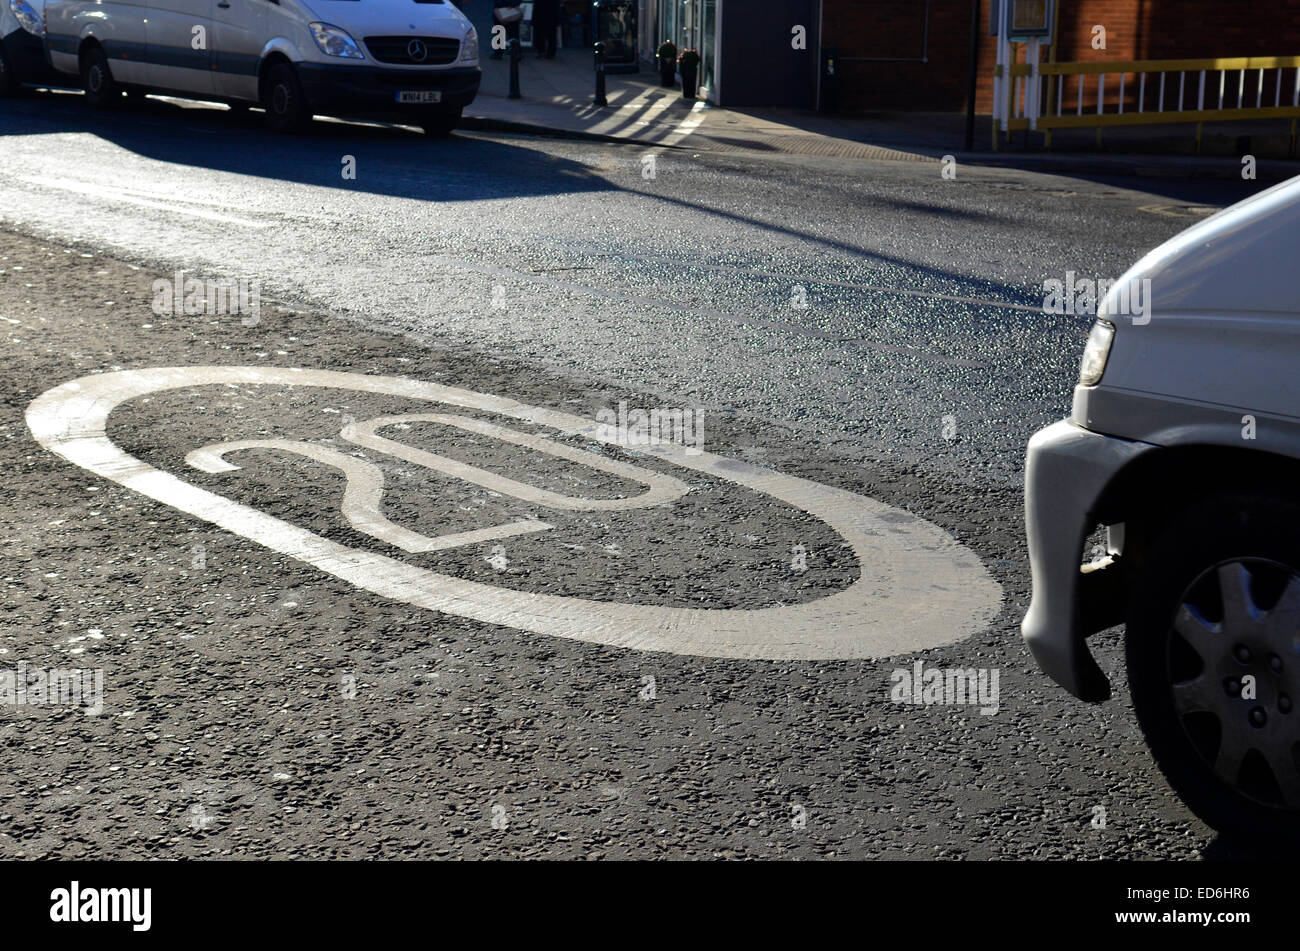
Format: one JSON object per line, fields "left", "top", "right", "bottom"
{"left": 420, "top": 108, "right": 461, "bottom": 137}
{"left": 80, "top": 46, "right": 120, "bottom": 108}
{"left": 1126, "top": 493, "right": 1300, "bottom": 847}
{"left": 262, "top": 63, "right": 308, "bottom": 132}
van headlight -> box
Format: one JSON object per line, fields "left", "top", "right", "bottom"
{"left": 309, "top": 22, "right": 364, "bottom": 59}
{"left": 459, "top": 25, "right": 478, "bottom": 64}
{"left": 1079, "top": 319, "right": 1115, "bottom": 386}
{"left": 9, "top": 0, "right": 43, "bottom": 36}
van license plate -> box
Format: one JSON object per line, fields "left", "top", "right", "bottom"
{"left": 396, "top": 90, "right": 442, "bottom": 104}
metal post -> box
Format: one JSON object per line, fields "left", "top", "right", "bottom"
{"left": 594, "top": 41, "right": 607, "bottom": 107}
{"left": 508, "top": 38, "right": 521, "bottom": 99}
{"left": 964, "top": 0, "right": 979, "bottom": 150}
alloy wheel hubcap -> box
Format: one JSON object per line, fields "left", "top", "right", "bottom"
{"left": 1170, "top": 558, "right": 1300, "bottom": 808}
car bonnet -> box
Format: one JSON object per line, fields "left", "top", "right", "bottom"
{"left": 1106, "top": 176, "right": 1300, "bottom": 319}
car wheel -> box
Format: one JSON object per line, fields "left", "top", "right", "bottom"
{"left": 420, "top": 108, "right": 461, "bottom": 137}
{"left": 80, "top": 46, "right": 120, "bottom": 108}
{"left": 1126, "top": 493, "right": 1300, "bottom": 846}
{"left": 262, "top": 63, "right": 308, "bottom": 133}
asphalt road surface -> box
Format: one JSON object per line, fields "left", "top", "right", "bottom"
{"left": 0, "top": 90, "right": 1275, "bottom": 858}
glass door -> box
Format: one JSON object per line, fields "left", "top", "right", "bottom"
{"left": 698, "top": 0, "right": 717, "bottom": 100}
{"left": 680, "top": 0, "right": 696, "bottom": 48}
{"left": 662, "top": 0, "right": 680, "bottom": 51}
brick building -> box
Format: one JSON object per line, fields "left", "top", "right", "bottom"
{"left": 639, "top": 0, "right": 1300, "bottom": 113}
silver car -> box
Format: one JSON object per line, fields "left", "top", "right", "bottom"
{"left": 1023, "top": 176, "right": 1300, "bottom": 845}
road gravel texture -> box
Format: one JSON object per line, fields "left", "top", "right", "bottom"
{"left": 0, "top": 93, "right": 1273, "bottom": 858}
{"left": 0, "top": 228, "right": 1227, "bottom": 859}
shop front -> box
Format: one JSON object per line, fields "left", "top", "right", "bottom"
{"left": 644, "top": 0, "right": 718, "bottom": 100}
{"left": 641, "top": 0, "right": 817, "bottom": 108}
{"left": 518, "top": 1, "right": 602, "bottom": 51}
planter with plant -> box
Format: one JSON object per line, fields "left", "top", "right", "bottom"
{"left": 656, "top": 41, "right": 678, "bottom": 86}
{"left": 678, "top": 48, "right": 700, "bottom": 99}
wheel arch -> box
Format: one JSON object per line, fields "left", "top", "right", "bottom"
{"left": 1096, "top": 443, "right": 1300, "bottom": 548}
{"left": 77, "top": 33, "right": 104, "bottom": 62}
{"left": 256, "top": 42, "right": 297, "bottom": 98}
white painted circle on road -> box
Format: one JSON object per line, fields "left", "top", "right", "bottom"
{"left": 26, "top": 367, "right": 1002, "bottom": 660}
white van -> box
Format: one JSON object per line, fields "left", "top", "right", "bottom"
{"left": 1023, "top": 175, "right": 1300, "bottom": 845}
{"left": 43, "top": 0, "right": 479, "bottom": 133}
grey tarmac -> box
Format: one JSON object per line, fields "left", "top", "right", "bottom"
{"left": 0, "top": 93, "right": 1274, "bottom": 858}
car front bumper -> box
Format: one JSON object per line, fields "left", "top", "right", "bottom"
{"left": 1021, "top": 419, "right": 1156, "bottom": 701}
{"left": 295, "top": 63, "right": 481, "bottom": 120}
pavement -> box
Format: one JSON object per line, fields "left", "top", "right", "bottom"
{"left": 453, "top": 3, "right": 1300, "bottom": 183}
{"left": 463, "top": 50, "right": 939, "bottom": 165}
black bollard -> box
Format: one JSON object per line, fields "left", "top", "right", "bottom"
{"left": 508, "top": 38, "right": 521, "bottom": 100}
{"left": 593, "top": 41, "right": 607, "bottom": 107}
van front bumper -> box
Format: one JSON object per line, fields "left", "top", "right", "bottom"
{"left": 295, "top": 63, "right": 481, "bottom": 119}
{"left": 1021, "top": 420, "right": 1156, "bottom": 701}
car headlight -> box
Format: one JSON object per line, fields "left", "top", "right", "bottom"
{"left": 10, "top": 0, "right": 43, "bottom": 36}
{"left": 459, "top": 25, "right": 478, "bottom": 63}
{"left": 1078, "top": 319, "right": 1115, "bottom": 386}
{"left": 309, "top": 22, "right": 364, "bottom": 59}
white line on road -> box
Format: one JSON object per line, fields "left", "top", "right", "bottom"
{"left": 28, "top": 366, "right": 1002, "bottom": 661}
{"left": 345, "top": 412, "right": 690, "bottom": 511}
{"left": 17, "top": 176, "right": 268, "bottom": 229}
{"left": 186, "top": 437, "right": 555, "bottom": 553}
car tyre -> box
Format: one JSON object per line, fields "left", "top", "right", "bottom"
{"left": 262, "top": 63, "right": 308, "bottom": 133}
{"left": 80, "top": 45, "right": 121, "bottom": 108}
{"left": 1126, "top": 493, "right": 1300, "bottom": 848}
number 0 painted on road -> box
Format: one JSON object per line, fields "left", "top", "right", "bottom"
{"left": 26, "top": 367, "right": 1002, "bottom": 660}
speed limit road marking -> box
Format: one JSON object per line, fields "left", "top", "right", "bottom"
{"left": 26, "top": 366, "right": 1002, "bottom": 661}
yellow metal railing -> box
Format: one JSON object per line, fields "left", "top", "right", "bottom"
{"left": 994, "top": 55, "right": 1300, "bottom": 151}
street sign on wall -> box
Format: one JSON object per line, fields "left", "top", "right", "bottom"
{"left": 990, "top": 0, "right": 1054, "bottom": 38}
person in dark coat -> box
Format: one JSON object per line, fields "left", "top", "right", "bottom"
{"left": 531, "top": 0, "right": 560, "bottom": 59}
{"left": 490, "top": 0, "right": 522, "bottom": 59}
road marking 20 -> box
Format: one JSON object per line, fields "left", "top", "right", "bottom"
{"left": 27, "top": 367, "right": 1001, "bottom": 660}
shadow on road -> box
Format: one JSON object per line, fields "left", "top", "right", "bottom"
{"left": 0, "top": 89, "right": 618, "bottom": 204}
{"left": 2, "top": 87, "right": 1081, "bottom": 311}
